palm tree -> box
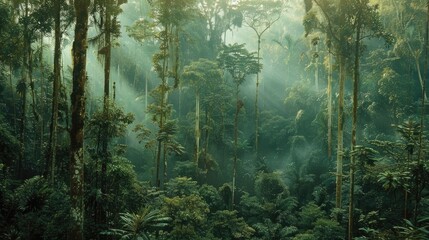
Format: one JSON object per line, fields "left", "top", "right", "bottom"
{"left": 106, "top": 208, "right": 171, "bottom": 240}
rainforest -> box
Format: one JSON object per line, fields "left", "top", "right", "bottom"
{"left": 0, "top": 0, "right": 428, "bottom": 239}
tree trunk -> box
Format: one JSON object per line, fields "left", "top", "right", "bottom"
{"left": 336, "top": 53, "right": 345, "bottom": 209}
{"left": 70, "top": 0, "right": 90, "bottom": 239}
{"left": 349, "top": 18, "right": 361, "bottom": 240}
{"left": 204, "top": 109, "right": 210, "bottom": 171}
{"left": 40, "top": 33, "right": 45, "bottom": 177}
{"left": 195, "top": 92, "right": 200, "bottom": 169}
{"left": 327, "top": 52, "right": 332, "bottom": 158}
{"left": 155, "top": 25, "right": 169, "bottom": 188}
{"left": 336, "top": 0, "right": 346, "bottom": 210}
{"left": 10, "top": 65, "right": 17, "bottom": 134}
{"left": 48, "top": 0, "right": 62, "bottom": 184}
{"left": 232, "top": 84, "right": 240, "bottom": 209}
{"left": 99, "top": 1, "right": 113, "bottom": 235}
{"left": 18, "top": 0, "right": 31, "bottom": 179}
{"left": 255, "top": 35, "right": 261, "bottom": 160}
{"left": 315, "top": 41, "right": 319, "bottom": 91}
{"left": 414, "top": 0, "right": 429, "bottom": 223}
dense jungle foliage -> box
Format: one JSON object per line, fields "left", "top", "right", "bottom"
{"left": 0, "top": 0, "right": 429, "bottom": 239}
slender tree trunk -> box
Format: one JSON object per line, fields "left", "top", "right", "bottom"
{"left": 145, "top": 71, "right": 148, "bottom": 115}
{"left": 29, "top": 42, "right": 39, "bottom": 165}
{"left": 414, "top": 55, "right": 427, "bottom": 101}
{"left": 10, "top": 65, "right": 17, "bottom": 134}
{"left": 349, "top": 18, "right": 361, "bottom": 240}
{"left": 195, "top": 92, "right": 200, "bottom": 169}
{"left": 101, "top": 0, "right": 112, "bottom": 209}
{"left": 18, "top": 0, "right": 30, "bottom": 179}
{"left": 204, "top": 109, "right": 210, "bottom": 169}
{"left": 414, "top": 0, "right": 429, "bottom": 224}
{"left": 336, "top": 0, "right": 346, "bottom": 210}
{"left": 98, "top": 1, "right": 113, "bottom": 235}
{"left": 70, "top": 0, "right": 90, "bottom": 239}
{"left": 155, "top": 25, "right": 169, "bottom": 188}
{"left": 327, "top": 52, "right": 332, "bottom": 158}
{"left": 336, "top": 53, "right": 345, "bottom": 209}
{"left": 232, "top": 84, "right": 240, "bottom": 209}
{"left": 255, "top": 35, "right": 261, "bottom": 160}
{"left": 29, "top": 46, "right": 38, "bottom": 123}
{"left": 40, "top": 33, "right": 45, "bottom": 175}
{"left": 174, "top": 27, "right": 179, "bottom": 88}
{"left": 315, "top": 41, "right": 319, "bottom": 91}
{"left": 155, "top": 138, "right": 162, "bottom": 187}
{"left": 48, "top": 0, "right": 62, "bottom": 184}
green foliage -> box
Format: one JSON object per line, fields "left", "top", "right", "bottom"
{"left": 162, "top": 194, "right": 209, "bottom": 240}
{"left": 3, "top": 176, "right": 74, "bottom": 239}
{"left": 395, "top": 217, "right": 429, "bottom": 240}
{"left": 255, "top": 171, "right": 288, "bottom": 202}
{"left": 292, "top": 232, "right": 316, "bottom": 240}
{"left": 105, "top": 207, "right": 171, "bottom": 240}
{"left": 239, "top": 0, "right": 284, "bottom": 35}
{"left": 210, "top": 210, "right": 255, "bottom": 239}
{"left": 199, "top": 184, "right": 224, "bottom": 211}
{"left": 0, "top": 2, "right": 23, "bottom": 66}
{"left": 0, "top": 116, "right": 20, "bottom": 168}
{"left": 165, "top": 176, "right": 198, "bottom": 197}
{"left": 298, "top": 202, "right": 326, "bottom": 230}
{"left": 217, "top": 43, "right": 261, "bottom": 85}
{"left": 238, "top": 192, "right": 266, "bottom": 223}
{"left": 182, "top": 58, "right": 223, "bottom": 93}
{"left": 357, "top": 210, "right": 385, "bottom": 239}
{"left": 174, "top": 160, "right": 199, "bottom": 179}
{"left": 91, "top": 0, "right": 127, "bottom": 40}
{"left": 377, "top": 67, "right": 413, "bottom": 120}
{"left": 259, "top": 111, "right": 294, "bottom": 153}
{"left": 312, "top": 218, "right": 345, "bottom": 240}
{"left": 351, "top": 145, "right": 378, "bottom": 168}
{"left": 377, "top": 170, "right": 410, "bottom": 191}
{"left": 87, "top": 101, "right": 135, "bottom": 140}
{"left": 158, "top": 120, "right": 185, "bottom": 155}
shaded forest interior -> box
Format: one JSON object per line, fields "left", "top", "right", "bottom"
{"left": 1, "top": 0, "right": 429, "bottom": 239}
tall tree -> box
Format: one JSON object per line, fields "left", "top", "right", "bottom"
{"left": 305, "top": 0, "right": 351, "bottom": 209}
{"left": 218, "top": 43, "right": 261, "bottom": 208}
{"left": 346, "top": 1, "right": 390, "bottom": 238}
{"left": 17, "top": 0, "right": 31, "bottom": 179}
{"left": 195, "top": 0, "right": 243, "bottom": 59}
{"left": 182, "top": 58, "right": 223, "bottom": 172}
{"left": 239, "top": 0, "right": 282, "bottom": 160}
{"left": 49, "top": 0, "right": 62, "bottom": 184}
{"left": 128, "top": 0, "right": 195, "bottom": 187}
{"left": 415, "top": 0, "right": 429, "bottom": 224}
{"left": 89, "top": 0, "right": 126, "bottom": 232}
{"left": 379, "top": 0, "right": 428, "bottom": 100}
{"left": 70, "top": 0, "right": 90, "bottom": 239}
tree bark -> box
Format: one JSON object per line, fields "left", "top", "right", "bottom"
{"left": 48, "top": 0, "right": 62, "bottom": 184}
{"left": 327, "top": 52, "right": 332, "bottom": 158}
{"left": 98, "top": 0, "right": 113, "bottom": 235}
{"left": 255, "top": 35, "right": 261, "bottom": 160}
{"left": 414, "top": 0, "right": 429, "bottom": 223}
{"left": 18, "top": 0, "right": 31, "bottom": 179}
{"left": 349, "top": 17, "right": 361, "bottom": 240}
{"left": 70, "top": 0, "right": 90, "bottom": 239}
{"left": 232, "top": 84, "right": 240, "bottom": 209}
{"left": 195, "top": 92, "right": 200, "bottom": 169}
{"left": 336, "top": 53, "right": 345, "bottom": 209}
